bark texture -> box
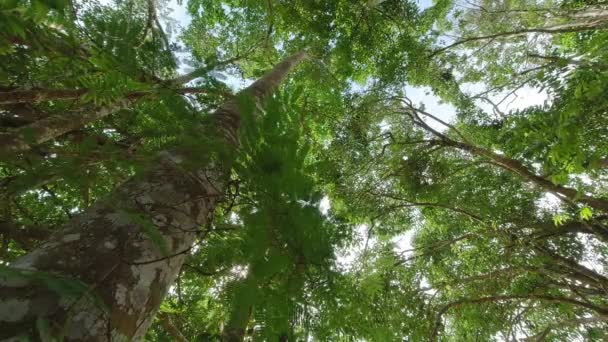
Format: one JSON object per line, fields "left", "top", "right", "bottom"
{"left": 0, "top": 51, "right": 307, "bottom": 341}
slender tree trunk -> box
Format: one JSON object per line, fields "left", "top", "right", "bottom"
{"left": 0, "top": 87, "right": 215, "bottom": 106}
{"left": 221, "top": 259, "right": 258, "bottom": 342}
{"left": 0, "top": 51, "right": 307, "bottom": 341}
{"left": 431, "top": 17, "right": 608, "bottom": 56}
{"left": 222, "top": 302, "right": 253, "bottom": 342}
{"left": 0, "top": 97, "right": 134, "bottom": 156}
{"left": 158, "top": 312, "right": 188, "bottom": 342}
{"left": 442, "top": 140, "right": 608, "bottom": 212}
{"left": 0, "top": 87, "right": 223, "bottom": 156}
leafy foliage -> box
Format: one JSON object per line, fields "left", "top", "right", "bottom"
{"left": 2, "top": 0, "right": 608, "bottom": 340}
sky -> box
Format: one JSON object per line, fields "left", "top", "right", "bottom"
{"left": 159, "top": 0, "right": 548, "bottom": 115}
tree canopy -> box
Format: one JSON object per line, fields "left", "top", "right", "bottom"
{"left": 1, "top": 0, "right": 608, "bottom": 341}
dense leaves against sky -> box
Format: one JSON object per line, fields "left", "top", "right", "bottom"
{"left": 1, "top": 0, "right": 608, "bottom": 341}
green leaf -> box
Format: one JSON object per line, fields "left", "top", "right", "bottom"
{"left": 43, "top": 0, "right": 68, "bottom": 11}
{"left": 579, "top": 206, "right": 593, "bottom": 220}
{"left": 553, "top": 213, "right": 568, "bottom": 226}
{"left": 29, "top": 0, "right": 50, "bottom": 21}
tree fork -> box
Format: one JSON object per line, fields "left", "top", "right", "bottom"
{"left": 0, "top": 51, "right": 308, "bottom": 341}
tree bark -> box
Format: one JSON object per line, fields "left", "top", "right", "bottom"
{"left": 0, "top": 51, "right": 307, "bottom": 341}
{"left": 222, "top": 303, "right": 253, "bottom": 342}
{"left": 222, "top": 271, "right": 256, "bottom": 342}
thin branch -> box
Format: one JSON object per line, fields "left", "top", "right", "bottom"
{"left": 524, "top": 316, "right": 608, "bottom": 341}
{"left": 402, "top": 97, "right": 471, "bottom": 143}
{"left": 184, "top": 263, "right": 228, "bottom": 277}
{"left": 169, "top": 54, "right": 246, "bottom": 85}
{"left": 136, "top": 0, "right": 156, "bottom": 48}
{"left": 158, "top": 312, "right": 188, "bottom": 342}
{"left": 41, "top": 185, "right": 73, "bottom": 219}
{"left": 368, "top": 191, "right": 485, "bottom": 224}
{"left": 431, "top": 20, "right": 608, "bottom": 57}
{"left": 477, "top": 96, "right": 506, "bottom": 118}
{"left": 154, "top": 15, "right": 171, "bottom": 52}
{"left": 431, "top": 294, "right": 608, "bottom": 341}
{"left": 125, "top": 247, "right": 192, "bottom": 266}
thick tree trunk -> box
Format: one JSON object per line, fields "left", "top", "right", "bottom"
{"left": 0, "top": 51, "right": 307, "bottom": 341}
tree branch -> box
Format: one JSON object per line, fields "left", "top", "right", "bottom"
{"left": 431, "top": 19, "right": 608, "bottom": 57}
{"left": 158, "top": 312, "right": 188, "bottom": 342}
{"left": 431, "top": 294, "right": 608, "bottom": 341}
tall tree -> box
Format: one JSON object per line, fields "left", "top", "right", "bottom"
{"left": 3, "top": 0, "right": 608, "bottom": 340}
{"left": 0, "top": 50, "right": 307, "bottom": 340}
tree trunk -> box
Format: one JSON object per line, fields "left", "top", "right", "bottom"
{"left": 0, "top": 87, "right": 217, "bottom": 106}
{"left": 222, "top": 270, "right": 256, "bottom": 342}
{"left": 431, "top": 17, "right": 608, "bottom": 57}
{"left": 0, "top": 87, "right": 223, "bottom": 156}
{"left": 158, "top": 312, "right": 188, "bottom": 342}
{"left": 0, "top": 51, "right": 307, "bottom": 341}
{"left": 441, "top": 139, "right": 608, "bottom": 212}
{"left": 222, "top": 303, "right": 253, "bottom": 342}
